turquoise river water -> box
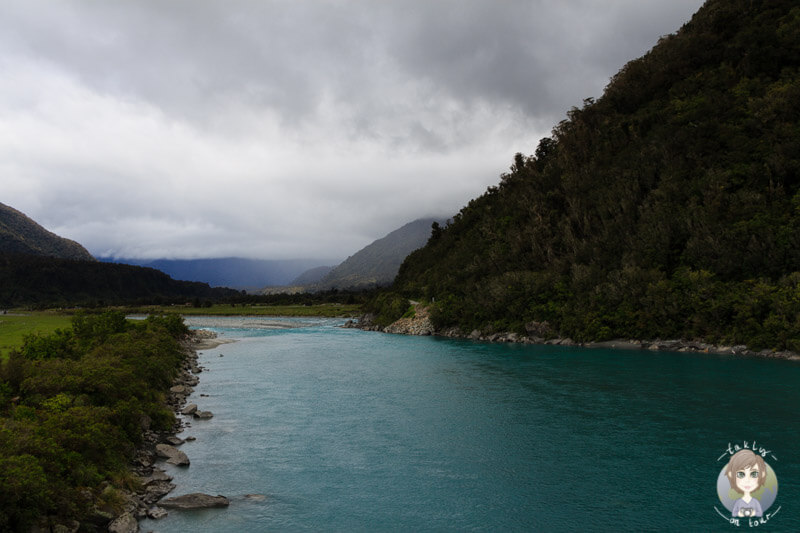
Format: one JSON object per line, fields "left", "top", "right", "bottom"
{"left": 139, "top": 316, "right": 800, "bottom": 532}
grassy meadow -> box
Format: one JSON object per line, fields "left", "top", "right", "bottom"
{"left": 0, "top": 303, "right": 361, "bottom": 362}
{"left": 0, "top": 312, "right": 72, "bottom": 362}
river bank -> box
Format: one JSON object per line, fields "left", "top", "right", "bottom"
{"left": 106, "top": 329, "right": 236, "bottom": 532}
{"left": 346, "top": 305, "right": 800, "bottom": 362}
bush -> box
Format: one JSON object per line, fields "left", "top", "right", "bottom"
{"left": 0, "top": 311, "right": 190, "bottom": 528}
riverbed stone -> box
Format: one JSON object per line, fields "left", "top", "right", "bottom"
{"left": 159, "top": 493, "right": 230, "bottom": 509}
{"left": 155, "top": 444, "right": 190, "bottom": 466}
{"left": 147, "top": 506, "right": 168, "bottom": 519}
{"left": 181, "top": 403, "right": 198, "bottom": 415}
{"left": 107, "top": 512, "right": 138, "bottom": 533}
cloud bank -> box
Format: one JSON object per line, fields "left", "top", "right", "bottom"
{"left": 1, "top": 0, "right": 705, "bottom": 260}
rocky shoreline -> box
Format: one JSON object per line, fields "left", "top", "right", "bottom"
{"left": 104, "top": 329, "right": 231, "bottom": 533}
{"left": 345, "top": 305, "right": 800, "bottom": 362}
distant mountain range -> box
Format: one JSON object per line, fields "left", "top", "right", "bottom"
{"left": 301, "top": 218, "right": 443, "bottom": 290}
{"left": 1, "top": 199, "right": 443, "bottom": 296}
{"left": 0, "top": 202, "right": 94, "bottom": 261}
{"left": 98, "top": 257, "right": 338, "bottom": 289}
{"left": 103, "top": 217, "right": 443, "bottom": 292}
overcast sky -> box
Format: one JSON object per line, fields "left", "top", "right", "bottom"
{"left": 1, "top": 0, "right": 705, "bottom": 261}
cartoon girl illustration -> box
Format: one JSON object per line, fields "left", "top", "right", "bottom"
{"left": 724, "top": 449, "right": 767, "bottom": 517}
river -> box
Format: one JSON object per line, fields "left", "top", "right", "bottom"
{"left": 140, "top": 316, "right": 799, "bottom": 532}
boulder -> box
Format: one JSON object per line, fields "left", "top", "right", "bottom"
{"left": 107, "top": 512, "right": 138, "bottom": 533}
{"left": 159, "top": 493, "right": 230, "bottom": 509}
{"left": 193, "top": 410, "right": 214, "bottom": 419}
{"left": 165, "top": 436, "right": 185, "bottom": 446}
{"left": 144, "top": 481, "right": 176, "bottom": 503}
{"left": 140, "top": 470, "right": 172, "bottom": 486}
{"left": 147, "top": 506, "right": 168, "bottom": 520}
{"left": 181, "top": 403, "right": 198, "bottom": 415}
{"left": 155, "top": 444, "right": 190, "bottom": 466}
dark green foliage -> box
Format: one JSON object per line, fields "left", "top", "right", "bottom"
{"left": 0, "top": 312, "right": 188, "bottom": 530}
{"left": 0, "top": 252, "right": 239, "bottom": 308}
{"left": 385, "top": 0, "right": 800, "bottom": 351}
{"left": 363, "top": 292, "right": 413, "bottom": 327}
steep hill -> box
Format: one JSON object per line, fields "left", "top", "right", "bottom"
{"left": 0, "top": 202, "right": 94, "bottom": 261}
{"left": 377, "top": 0, "right": 800, "bottom": 351}
{"left": 314, "top": 218, "right": 443, "bottom": 290}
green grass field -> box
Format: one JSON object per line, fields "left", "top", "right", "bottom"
{"left": 0, "top": 312, "right": 73, "bottom": 362}
{"left": 0, "top": 304, "right": 362, "bottom": 363}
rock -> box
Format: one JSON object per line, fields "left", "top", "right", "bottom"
{"left": 147, "top": 506, "right": 168, "bottom": 520}
{"left": 165, "top": 436, "right": 185, "bottom": 446}
{"left": 155, "top": 444, "right": 190, "bottom": 466}
{"left": 185, "top": 436, "right": 197, "bottom": 441}
{"left": 159, "top": 493, "right": 230, "bottom": 509}
{"left": 193, "top": 410, "right": 214, "bottom": 419}
{"left": 244, "top": 494, "right": 267, "bottom": 501}
{"left": 144, "top": 481, "right": 176, "bottom": 503}
{"left": 181, "top": 403, "right": 198, "bottom": 415}
{"left": 140, "top": 470, "right": 172, "bottom": 486}
{"left": 107, "top": 512, "right": 138, "bottom": 533}
{"left": 170, "top": 385, "right": 188, "bottom": 394}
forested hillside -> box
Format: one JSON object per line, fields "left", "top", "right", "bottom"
{"left": 0, "top": 254, "right": 238, "bottom": 308}
{"left": 0, "top": 203, "right": 94, "bottom": 261}
{"left": 379, "top": 0, "right": 800, "bottom": 351}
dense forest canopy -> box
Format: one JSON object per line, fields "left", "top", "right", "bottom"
{"left": 0, "top": 253, "right": 239, "bottom": 308}
{"left": 376, "top": 0, "right": 800, "bottom": 351}
{"left": 0, "top": 312, "right": 189, "bottom": 531}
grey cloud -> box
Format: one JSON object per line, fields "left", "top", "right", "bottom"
{"left": 1, "top": 0, "right": 706, "bottom": 260}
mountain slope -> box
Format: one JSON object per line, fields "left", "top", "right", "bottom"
{"left": 379, "top": 0, "right": 800, "bottom": 351}
{"left": 314, "top": 218, "right": 443, "bottom": 290}
{"left": 0, "top": 202, "right": 94, "bottom": 261}
{"left": 290, "top": 265, "right": 334, "bottom": 286}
